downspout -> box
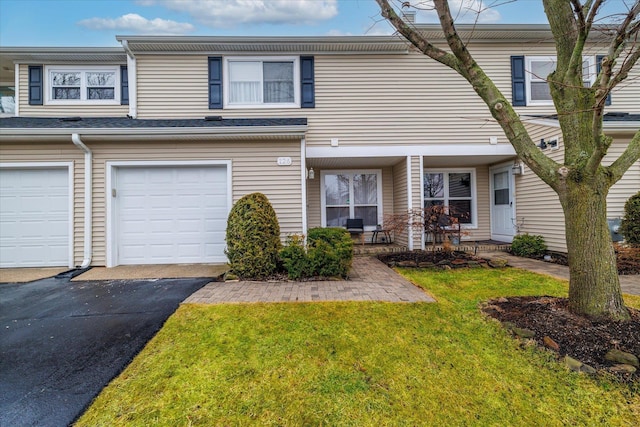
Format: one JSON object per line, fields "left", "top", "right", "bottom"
{"left": 72, "top": 133, "right": 92, "bottom": 268}
{"left": 121, "top": 39, "right": 138, "bottom": 118}
{"left": 301, "top": 137, "right": 308, "bottom": 242}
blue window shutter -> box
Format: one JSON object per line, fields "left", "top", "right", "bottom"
{"left": 28, "top": 65, "right": 43, "bottom": 105}
{"left": 120, "top": 65, "right": 129, "bottom": 105}
{"left": 300, "top": 56, "right": 315, "bottom": 108}
{"left": 208, "top": 56, "right": 223, "bottom": 109}
{"left": 510, "top": 56, "right": 526, "bottom": 106}
{"left": 596, "top": 55, "right": 612, "bottom": 106}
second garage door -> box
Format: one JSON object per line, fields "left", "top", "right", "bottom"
{"left": 114, "top": 165, "right": 228, "bottom": 265}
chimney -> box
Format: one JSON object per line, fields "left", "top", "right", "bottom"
{"left": 401, "top": 11, "right": 416, "bottom": 24}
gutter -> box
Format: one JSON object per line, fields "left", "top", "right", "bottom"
{"left": 71, "top": 133, "right": 92, "bottom": 268}
{"left": 120, "top": 40, "right": 138, "bottom": 118}
{"left": 0, "top": 125, "right": 308, "bottom": 137}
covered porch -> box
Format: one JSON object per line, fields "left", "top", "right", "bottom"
{"left": 304, "top": 144, "right": 519, "bottom": 251}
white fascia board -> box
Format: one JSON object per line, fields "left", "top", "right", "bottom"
{"left": 524, "top": 117, "right": 640, "bottom": 133}
{"left": 306, "top": 144, "right": 516, "bottom": 158}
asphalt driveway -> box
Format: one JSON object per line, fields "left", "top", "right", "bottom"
{"left": 0, "top": 275, "right": 211, "bottom": 427}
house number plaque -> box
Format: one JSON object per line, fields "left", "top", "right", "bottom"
{"left": 277, "top": 157, "right": 292, "bottom": 166}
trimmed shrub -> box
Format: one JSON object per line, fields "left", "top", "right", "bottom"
{"left": 279, "top": 227, "right": 354, "bottom": 279}
{"left": 307, "top": 227, "right": 354, "bottom": 278}
{"left": 510, "top": 234, "right": 547, "bottom": 258}
{"left": 225, "top": 192, "right": 281, "bottom": 279}
{"left": 279, "top": 235, "right": 309, "bottom": 280}
{"left": 620, "top": 191, "right": 640, "bottom": 246}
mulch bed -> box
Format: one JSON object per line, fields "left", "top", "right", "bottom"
{"left": 377, "top": 250, "right": 499, "bottom": 269}
{"left": 483, "top": 296, "right": 639, "bottom": 385}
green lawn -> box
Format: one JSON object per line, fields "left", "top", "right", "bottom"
{"left": 77, "top": 268, "right": 639, "bottom": 426}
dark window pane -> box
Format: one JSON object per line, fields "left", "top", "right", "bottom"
{"left": 354, "top": 174, "right": 377, "bottom": 204}
{"left": 325, "top": 174, "right": 349, "bottom": 205}
{"left": 88, "top": 88, "right": 115, "bottom": 99}
{"left": 449, "top": 200, "right": 472, "bottom": 224}
{"left": 424, "top": 173, "right": 444, "bottom": 198}
{"left": 495, "top": 188, "right": 509, "bottom": 205}
{"left": 53, "top": 87, "right": 80, "bottom": 99}
{"left": 531, "top": 81, "right": 551, "bottom": 101}
{"left": 425, "top": 199, "right": 444, "bottom": 209}
{"left": 354, "top": 206, "right": 378, "bottom": 226}
{"left": 326, "top": 207, "right": 350, "bottom": 227}
{"left": 449, "top": 173, "right": 471, "bottom": 197}
{"left": 264, "top": 62, "right": 294, "bottom": 103}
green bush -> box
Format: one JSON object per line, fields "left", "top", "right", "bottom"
{"left": 225, "top": 192, "right": 281, "bottom": 279}
{"left": 279, "top": 235, "right": 309, "bottom": 280}
{"left": 620, "top": 191, "right": 640, "bottom": 246}
{"left": 510, "top": 234, "right": 547, "bottom": 258}
{"left": 279, "top": 227, "right": 354, "bottom": 279}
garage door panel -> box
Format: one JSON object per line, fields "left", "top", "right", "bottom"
{"left": 0, "top": 167, "right": 70, "bottom": 268}
{"left": 115, "top": 165, "right": 228, "bottom": 265}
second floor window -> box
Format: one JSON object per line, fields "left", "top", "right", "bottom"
{"left": 225, "top": 57, "right": 299, "bottom": 108}
{"left": 47, "top": 66, "right": 119, "bottom": 103}
{"left": 526, "top": 56, "right": 595, "bottom": 105}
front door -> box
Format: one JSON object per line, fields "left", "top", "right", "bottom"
{"left": 490, "top": 165, "right": 516, "bottom": 242}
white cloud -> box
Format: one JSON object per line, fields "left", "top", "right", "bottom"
{"left": 412, "top": 0, "right": 501, "bottom": 24}
{"left": 78, "top": 13, "right": 195, "bottom": 35}
{"left": 141, "top": 0, "right": 338, "bottom": 27}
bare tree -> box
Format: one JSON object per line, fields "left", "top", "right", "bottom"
{"left": 376, "top": 0, "right": 640, "bottom": 320}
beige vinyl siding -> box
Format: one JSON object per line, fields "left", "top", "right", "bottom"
{"left": 306, "top": 172, "right": 321, "bottom": 229}
{"left": 88, "top": 139, "right": 302, "bottom": 266}
{"left": 516, "top": 125, "right": 638, "bottom": 252}
{"left": 472, "top": 165, "right": 491, "bottom": 242}
{"left": 411, "top": 156, "right": 423, "bottom": 249}
{"left": 17, "top": 64, "right": 128, "bottom": 117}
{"left": 392, "top": 158, "right": 409, "bottom": 248}
{"left": 133, "top": 46, "right": 638, "bottom": 148}
{"left": 603, "top": 139, "right": 640, "bottom": 219}
{"left": 0, "top": 142, "right": 85, "bottom": 266}
{"left": 516, "top": 123, "right": 566, "bottom": 251}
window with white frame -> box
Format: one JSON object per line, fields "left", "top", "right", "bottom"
{"left": 46, "top": 66, "right": 119, "bottom": 103}
{"left": 322, "top": 171, "right": 382, "bottom": 229}
{"left": 526, "top": 56, "right": 595, "bottom": 105}
{"left": 424, "top": 170, "right": 476, "bottom": 225}
{"left": 224, "top": 57, "right": 299, "bottom": 107}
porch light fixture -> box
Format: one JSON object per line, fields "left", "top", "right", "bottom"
{"left": 512, "top": 160, "right": 523, "bottom": 175}
{"left": 306, "top": 167, "right": 315, "bottom": 180}
{"left": 537, "top": 138, "right": 548, "bottom": 149}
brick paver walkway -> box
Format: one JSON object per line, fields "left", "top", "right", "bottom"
{"left": 184, "top": 257, "right": 435, "bottom": 304}
{"left": 479, "top": 251, "right": 640, "bottom": 296}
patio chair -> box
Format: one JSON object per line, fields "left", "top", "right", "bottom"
{"left": 346, "top": 218, "right": 365, "bottom": 246}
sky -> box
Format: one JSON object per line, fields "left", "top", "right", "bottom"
{"left": 0, "top": 0, "right": 632, "bottom": 47}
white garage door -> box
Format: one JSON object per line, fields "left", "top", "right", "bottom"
{"left": 0, "top": 167, "right": 70, "bottom": 268}
{"left": 114, "top": 165, "right": 228, "bottom": 265}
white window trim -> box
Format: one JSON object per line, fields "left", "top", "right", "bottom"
{"left": 0, "top": 162, "right": 75, "bottom": 268}
{"left": 422, "top": 168, "right": 478, "bottom": 229}
{"left": 45, "top": 65, "right": 120, "bottom": 105}
{"left": 320, "top": 169, "right": 383, "bottom": 231}
{"left": 223, "top": 56, "right": 300, "bottom": 109}
{"left": 525, "top": 56, "right": 596, "bottom": 106}
{"left": 105, "top": 160, "right": 232, "bottom": 267}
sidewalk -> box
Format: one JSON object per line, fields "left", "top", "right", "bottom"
{"left": 478, "top": 251, "right": 640, "bottom": 296}
{"left": 184, "top": 256, "right": 435, "bottom": 304}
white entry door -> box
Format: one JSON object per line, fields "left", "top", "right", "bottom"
{"left": 112, "top": 165, "right": 228, "bottom": 265}
{"left": 490, "top": 166, "right": 516, "bottom": 242}
{"left": 0, "top": 166, "right": 71, "bottom": 267}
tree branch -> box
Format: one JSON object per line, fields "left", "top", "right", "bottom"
{"left": 375, "top": 0, "right": 460, "bottom": 71}
{"left": 606, "top": 129, "right": 640, "bottom": 184}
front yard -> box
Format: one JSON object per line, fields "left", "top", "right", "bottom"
{"left": 77, "top": 268, "right": 639, "bottom": 426}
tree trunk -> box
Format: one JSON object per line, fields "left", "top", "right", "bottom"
{"left": 560, "top": 181, "right": 630, "bottom": 321}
